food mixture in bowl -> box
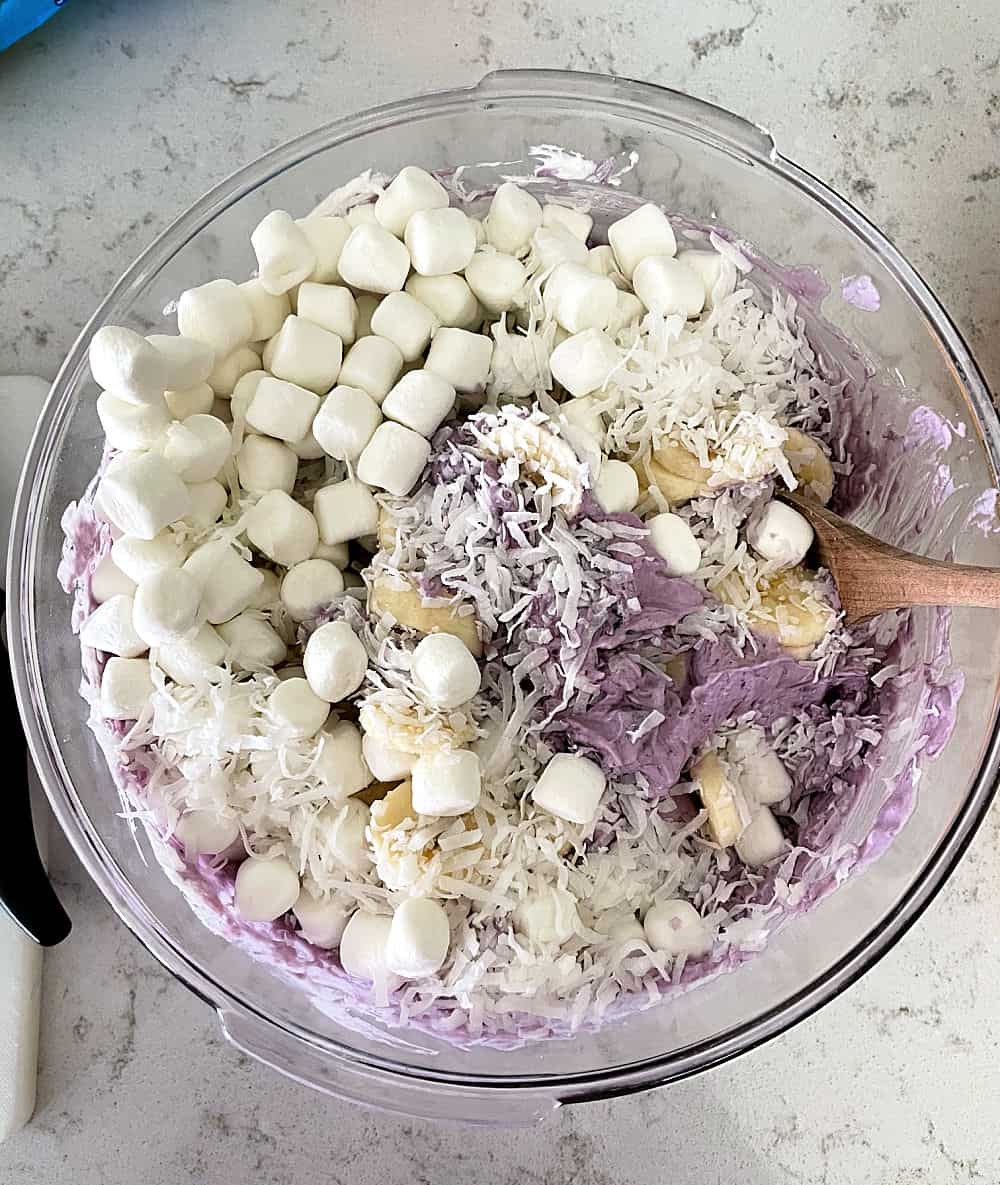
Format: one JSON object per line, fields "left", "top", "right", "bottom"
{"left": 59, "top": 160, "right": 968, "bottom": 1046}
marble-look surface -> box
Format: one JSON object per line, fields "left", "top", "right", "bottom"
{"left": 2, "top": 0, "right": 1000, "bottom": 1180}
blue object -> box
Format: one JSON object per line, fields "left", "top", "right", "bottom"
{"left": 0, "top": 0, "right": 69, "bottom": 52}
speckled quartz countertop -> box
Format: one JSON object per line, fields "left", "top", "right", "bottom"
{"left": 3, "top": 1, "right": 1000, "bottom": 1180}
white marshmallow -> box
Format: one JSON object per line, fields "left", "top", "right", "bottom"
{"left": 346, "top": 204, "right": 378, "bottom": 228}
{"left": 99, "top": 656, "right": 153, "bottom": 719}
{"left": 385, "top": 897, "right": 450, "bottom": 978}
{"left": 549, "top": 329, "right": 620, "bottom": 398}
{"left": 111, "top": 531, "right": 185, "bottom": 583}
{"left": 267, "top": 676, "right": 329, "bottom": 738}
{"left": 303, "top": 620, "right": 368, "bottom": 702}
{"left": 245, "top": 489, "right": 319, "bottom": 566}
{"left": 80, "top": 594, "right": 147, "bottom": 657}
{"left": 369, "top": 292, "right": 438, "bottom": 361}
{"left": 177, "top": 279, "right": 254, "bottom": 356}
{"left": 267, "top": 315, "right": 343, "bottom": 395}
{"left": 529, "top": 225, "right": 590, "bottom": 272}
{"left": 648, "top": 513, "right": 703, "bottom": 576}
{"left": 313, "top": 719, "right": 372, "bottom": 801}
{"left": 424, "top": 327, "right": 493, "bottom": 392}
{"left": 159, "top": 414, "right": 232, "bottom": 482}
{"left": 132, "top": 568, "right": 204, "bottom": 645}
{"left": 544, "top": 262, "right": 618, "bottom": 334}
{"left": 96, "top": 390, "right": 170, "bottom": 451}
{"left": 643, "top": 899, "right": 712, "bottom": 957}
{"left": 587, "top": 244, "right": 625, "bottom": 284}
{"left": 246, "top": 376, "right": 321, "bottom": 443}
{"left": 405, "top": 274, "right": 480, "bottom": 329}
{"left": 230, "top": 370, "right": 267, "bottom": 426}
{"left": 251, "top": 210, "right": 316, "bottom": 296}
{"left": 296, "top": 283, "right": 358, "bottom": 345}
{"left": 174, "top": 810, "right": 240, "bottom": 857}
{"left": 374, "top": 166, "right": 449, "bottom": 237}
{"left": 410, "top": 632, "right": 481, "bottom": 709}
{"left": 531, "top": 752, "right": 606, "bottom": 826}
{"left": 606, "top": 291, "right": 645, "bottom": 336}
{"left": 736, "top": 806, "right": 786, "bottom": 866}
{"left": 593, "top": 459, "right": 640, "bottom": 514}
{"left": 313, "top": 385, "right": 382, "bottom": 462}
{"left": 96, "top": 452, "right": 192, "bottom": 540}
{"left": 313, "top": 479, "right": 379, "bottom": 545}
{"left": 218, "top": 611, "right": 287, "bottom": 671}
{"left": 542, "top": 202, "right": 593, "bottom": 241}
{"left": 280, "top": 559, "right": 344, "bottom": 621}
{"left": 235, "top": 856, "right": 300, "bottom": 922}
{"left": 356, "top": 422, "right": 430, "bottom": 496}
{"left": 514, "top": 885, "right": 579, "bottom": 945}
{"left": 91, "top": 553, "right": 136, "bottom": 603}
{"left": 608, "top": 203, "right": 677, "bottom": 279}
{"left": 205, "top": 345, "right": 261, "bottom": 397}
{"left": 361, "top": 733, "right": 416, "bottom": 782}
{"left": 238, "top": 279, "right": 291, "bottom": 342}
{"left": 381, "top": 370, "right": 455, "bottom": 438}
{"left": 738, "top": 744, "right": 793, "bottom": 807}
{"left": 633, "top": 255, "right": 705, "bottom": 319}
{"left": 338, "top": 336, "right": 404, "bottom": 405}
{"left": 339, "top": 910, "right": 391, "bottom": 980}
{"left": 411, "top": 749, "right": 481, "bottom": 817}
{"left": 485, "top": 182, "right": 542, "bottom": 254}
{"left": 293, "top": 889, "right": 352, "bottom": 949}
{"left": 250, "top": 568, "right": 281, "bottom": 610}
{"left": 291, "top": 430, "right": 326, "bottom": 461}
{"left": 464, "top": 251, "right": 527, "bottom": 315}
{"left": 236, "top": 434, "right": 298, "bottom": 495}
{"left": 154, "top": 622, "right": 226, "bottom": 684}
{"left": 469, "top": 217, "right": 486, "bottom": 246}
{"left": 186, "top": 479, "right": 225, "bottom": 528}
{"left": 404, "top": 208, "right": 477, "bottom": 277}
{"left": 337, "top": 224, "right": 411, "bottom": 295}
{"left": 182, "top": 540, "right": 265, "bottom": 623}
{"left": 312, "top": 540, "right": 349, "bottom": 567}
{"left": 146, "top": 334, "right": 215, "bottom": 390}
{"left": 676, "top": 248, "right": 726, "bottom": 307}
{"left": 320, "top": 798, "right": 372, "bottom": 873}
{"left": 558, "top": 394, "right": 605, "bottom": 441}
{"left": 164, "top": 382, "right": 214, "bottom": 420}
{"left": 296, "top": 216, "right": 351, "bottom": 283}
{"left": 89, "top": 325, "right": 169, "bottom": 406}
{"left": 747, "top": 501, "right": 814, "bottom": 568}
{"left": 354, "top": 292, "right": 379, "bottom": 337}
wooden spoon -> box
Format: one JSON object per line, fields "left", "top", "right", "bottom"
{"left": 777, "top": 491, "right": 1000, "bottom": 626}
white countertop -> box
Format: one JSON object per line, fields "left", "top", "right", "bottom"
{"left": 3, "top": 1, "right": 1000, "bottom": 1180}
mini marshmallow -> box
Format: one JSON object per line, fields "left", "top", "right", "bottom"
{"left": 544, "top": 262, "right": 618, "bottom": 334}
{"left": 587, "top": 245, "right": 627, "bottom": 286}
{"left": 246, "top": 376, "right": 321, "bottom": 443}
{"left": 291, "top": 430, "right": 326, "bottom": 460}
{"left": 549, "top": 329, "right": 620, "bottom": 398}
{"left": 346, "top": 204, "right": 378, "bottom": 228}
{"left": 312, "top": 540, "right": 349, "bottom": 567}
{"left": 633, "top": 255, "right": 705, "bottom": 319}
{"left": 132, "top": 568, "right": 204, "bottom": 646}
{"left": 464, "top": 251, "right": 527, "bottom": 314}
{"left": 238, "top": 279, "right": 291, "bottom": 342}
{"left": 381, "top": 370, "right": 455, "bottom": 438}
{"left": 250, "top": 568, "right": 281, "bottom": 610}
{"left": 245, "top": 489, "right": 319, "bottom": 566}
{"left": 312, "top": 385, "right": 382, "bottom": 461}
{"left": 339, "top": 910, "right": 392, "bottom": 979}
{"left": 322, "top": 798, "right": 372, "bottom": 874}
{"left": 404, "top": 208, "right": 477, "bottom": 277}
{"left": 747, "top": 501, "right": 814, "bottom": 568}
{"left": 542, "top": 202, "right": 594, "bottom": 241}
{"left": 642, "top": 899, "right": 712, "bottom": 957}
{"left": 97, "top": 452, "right": 192, "bottom": 540}
{"left": 410, "top": 632, "right": 481, "bottom": 709}
{"left": 96, "top": 390, "right": 170, "bottom": 451}
{"left": 296, "top": 282, "right": 358, "bottom": 344}
{"left": 338, "top": 336, "right": 404, "bottom": 405}
{"left": 146, "top": 334, "right": 215, "bottom": 390}
{"left": 235, "top": 856, "right": 300, "bottom": 922}
{"left": 424, "top": 327, "right": 493, "bottom": 392}
{"left": 485, "top": 182, "right": 542, "bottom": 254}
{"left": 230, "top": 370, "right": 267, "bottom": 426}
{"left": 648, "top": 513, "right": 702, "bottom": 576}
{"left": 80, "top": 595, "right": 148, "bottom": 658}
{"left": 606, "top": 291, "right": 645, "bottom": 336}
{"left": 159, "top": 414, "right": 232, "bottom": 482}
{"left": 677, "top": 248, "right": 726, "bottom": 307}
{"left": 112, "top": 531, "right": 185, "bottom": 583}
{"left": 531, "top": 752, "right": 606, "bottom": 826}
{"left": 91, "top": 553, "right": 136, "bottom": 603}
{"left": 594, "top": 910, "right": 646, "bottom": 947}
{"left": 354, "top": 292, "right": 379, "bottom": 337}
{"left": 738, "top": 744, "right": 793, "bottom": 807}
{"left": 206, "top": 345, "right": 261, "bottom": 396}
{"left": 608, "top": 203, "right": 677, "bottom": 279}
{"left": 369, "top": 292, "right": 438, "bottom": 361}
{"left": 404, "top": 274, "right": 480, "bottom": 329}
{"left": 89, "top": 325, "right": 169, "bottom": 406}
{"left": 514, "top": 885, "right": 579, "bottom": 946}
{"left": 267, "top": 315, "right": 343, "bottom": 395}
{"left": 280, "top": 559, "right": 344, "bottom": 621}
{"left": 529, "top": 225, "right": 590, "bottom": 272}
{"left": 361, "top": 733, "right": 416, "bottom": 782}
{"left": 175, "top": 810, "right": 240, "bottom": 857}
{"left": 337, "top": 224, "right": 411, "bottom": 294}
{"left": 313, "top": 479, "right": 379, "bottom": 545}
{"left": 182, "top": 540, "right": 265, "bottom": 623}
{"left": 154, "top": 622, "right": 226, "bottom": 684}
{"left": 251, "top": 210, "right": 316, "bottom": 295}
{"left": 411, "top": 749, "right": 482, "bottom": 817}
{"left": 736, "top": 806, "right": 786, "bottom": 867}
{"left": 313, "top": 719, "right": 372, "bottom": 801}
{"left": 558, "top": 394, "right": 605, "bottom": 441}
{"left": 385, "top": 897, "right": 450, "bottom": 978}
{"left": 218, "top": 611, "right": 287, "bottom": 671}
{"left": 303, "top": 620, "right": 368, "bottom": 702}
{"left": 356, "top": 422, "right": 431, "bottom": 496}
{"left": 100, "top": 656, "right": 153, "bottom": 719}
{"left": 164, "top": 382, "right": 214, "bottom": 420}
{"left": 177, "top": 279, "right": 254, "bottom": 356}
{"left": 236, "top": 434, "right": 298, "bottom": 495}
{"left": 374, "top": 166, "right": 449, "bottom": 237}
{"left": 593, "top": 459, "right": 640, "bottom": 514}
{"left": 185, "top": 478, "right": 227, "bottom": 529}
{"left": 267, "top": 677, "right": 329, "bottom": 738}
{"left": 293, "top": 889, "right": 352, "bottom": 949}
{"left": 296, "top": 215, "right": 351, "bottom": 283}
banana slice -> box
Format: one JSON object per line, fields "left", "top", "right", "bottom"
{"left": 751, "top": 565, "right": 836, "bottom": 658}
{"left": 369, "top": 779, "right": 425, "bottom": 890}
{"left": 691, "top": 751, "right": 748, "bottom": 847}
{"left": 478, "top": 412, "right": 587, "bottom": 514}
{"left": 370, "top": 778, "right": 414, "bottom": 832}
{"left": 652, "top": 440, "right": 714, "bottom": 485}
{"left": 631, "top": 456, "right": 708, "bottom": 505}
{"left": 377, "top": 508, "right": 397, "bottom": 551}
{"left": 783, "top": 428, "right": 834, "bottom": 505}
{"left": 369, "top": 577, "right": 483, "bottom": 656}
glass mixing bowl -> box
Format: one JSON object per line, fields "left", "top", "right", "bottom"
{"left": 9, "top": 70, "right": 1000, "bottom": 1123}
